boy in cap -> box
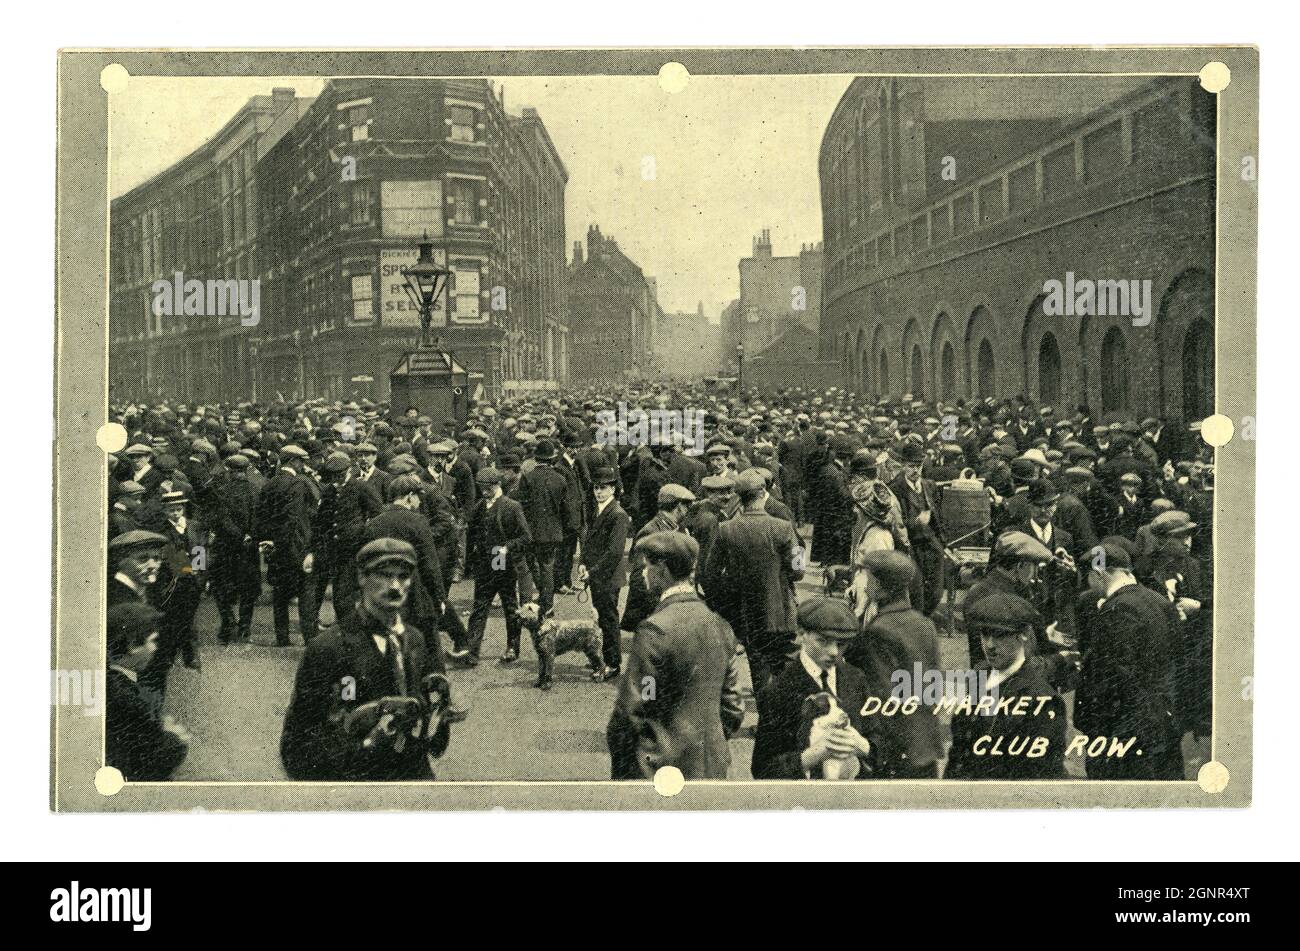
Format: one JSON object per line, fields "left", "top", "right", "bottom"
{"left": 751, "top": 596, "right": 874, "bottom": 780}
{"left": 608, "top": 531, "right": 744, "bottom": 780}
{"left": 945, "top": 591, "right": 1069, "bottom": 780}
{"left": 281, "top": 538, "right": 454, "bottom": 781}
{"left": 106, "top": 603, "right": 190, "bottom": 781}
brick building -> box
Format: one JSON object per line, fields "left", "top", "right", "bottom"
{"left": 722, "top": 230, "right": 823, "bottom": 357}
{"left": 111, "top": 78, "right": 569, "bottom": 404}
{"left": 566, "top": 225, "right": 662, "bottom": 381}
{"left": 819, "top": 76, "right": 1215, "bottom": 423}
{"left": 653, "top": 303, "right": 724, "bottom": 380}
{"left": 110, "top": 89, "right": 311, "bottom": 402}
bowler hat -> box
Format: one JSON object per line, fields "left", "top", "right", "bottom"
{"left": 591, "top": 466, "right": 618, "bottom": 486}
{"left": 896, "top": 441, "right": 925, "bottom": 465}
{"left": 1026, "top": 479, "right": 1061, "bottom": 506}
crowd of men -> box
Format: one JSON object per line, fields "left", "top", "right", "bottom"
{"left": 104, "top": 382, "right": 1215, "bottom": 784}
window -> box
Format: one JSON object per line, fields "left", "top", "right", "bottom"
{"left": 1100, "top": 327, "right": 1129, "bottom": 414}
{"left": 1042, "top": 145, "right": 1077, "bottom": 201}
{"left": 349, "top": 105, "right": 370, "bottom": 141}
{"left": 450, "top": 264, "right": 482, "bottom": 322}
{"left": 449, "top": 105, "right": 476, "bottom": 142}
{"left": 380, "top": 180, "right": 443, "bottom": 238}
{"left": 1008, "top": 164, "right": 1036, "bottom": 215}
{"left": 449, "top": 179, "right": 479, "bottom": 226}
{"left": 1083, "top": 121, "right": 1124, "bottom": 184}
{"left": 351, "top": 274, "right": 374, "bottom": 323}
{"left": 351, "top": 183, "right": 373, "bottom": 225}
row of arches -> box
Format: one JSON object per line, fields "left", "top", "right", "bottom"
{"left": 835, "top": 269, "right": 1214, "bottom": 421}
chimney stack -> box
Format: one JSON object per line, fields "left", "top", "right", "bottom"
{"left": 572, "top": 240, "right": 584, "bottom": 266}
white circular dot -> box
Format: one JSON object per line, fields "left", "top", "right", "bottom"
{"left": 1200, "top": 414, "right": 1234, "bottom": 448}
{"left": 94, "top": 766, "right": 125, "bottom": 796}
{"left": 99, "top": 64, "right": 129, "bottom": 95}
{"left": 1197, "top": 760, "right": 1229, "bottom": 794}
{"left": 1199, "top": 61, "right": 1231, "bottom": 94}
{"left": 97, "top": 422, "right": 128, "bottom": 454}
{"left": 657, "top": 62, "right": 690, "bottom": 95}
{"left": 653, "top": 765, "right": 685, "bottom": 797}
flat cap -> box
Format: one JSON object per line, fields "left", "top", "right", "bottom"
{"left": 965, "top": 591, "right": 1040, "bottom": 633}
{"left": 474, "top": 466, "right": 502, "bottom": 486}
{"left": 428, "top": 440, "right": 458, "bottom": 455}
{"left": 1150, "top": 509, "right": 1197, "bottom": 537}
{"left": 225, "top": 454, "right": 251, "bottom": 471}
{"left": 857, "top": 549, "right": 916, "bottom": 593}
{"left": 1119, "top": 472, "right": 1143, "bottom": 485}
{"left": 118, "top": 480, "right": 146, "bottom": 495}
{"left": 322, "top": 454, "right": 351, "bottom": 474}
{"left": 634, "top": 530, "right": 700, "bottom": 569}
{"left": 109, "top": 530, "right": 167, "bottom": 553}
{"left": 123, "top": 443, "right": 154, "bottom": 457}
{"left": 700, "top": 473, "right": 735, "bottom": 491}
{"left": 796, "top": 596, "right": 860, "bottom": 640}
{"left": 355, "top": 442, "right": 378, "bottom": 453}
{"left": 355, "top": 537, "right": 417, "bottom": 572}
{"left": 1088, "top": 540, "right": 1132, "bottom": 571}
{"left": 657, "top": 483, "right": 696, "bottom": 505}
{"left": 992, "top": 531, "right": 1053, "bottom": 564}
{"left": 280, "top": 444, "right": 309, "bottom": 460}
{"left": 705, "top": 441, "right": 732, "bottom": 456}
{"left": 734, "top": 468, "right": 767, "bottom": 494}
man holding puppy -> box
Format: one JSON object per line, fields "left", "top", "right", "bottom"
{"left": 751, "top": 597, "right": 874, "bottom": 780}
{"left": 280, "top": 538, "right": 455, "bottom": 781}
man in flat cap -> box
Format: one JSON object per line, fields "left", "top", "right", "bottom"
{"left": 210, "top": 453, "right": 262, "bottom": 643}
{"left": 608, "top": 531, "right": 744, "bottom": 780}
{"left": 844, "top": 550, "right": 944, "bottom": 779}
{"left": 307, "top": 453, "right": 382, "bottom": 634}
{"left": 139, "top": 489, "right": 204, "bottom": 704}
{"left": 751, "top": 596, "right": 874, "bottom": 780}
{"left": 701, "top": 468, "right": 804, "bottom": 695}
{"left": 1074, "top": 542, "right": 1183, "bottom": 779}
{"left": 281, "top": 538, "right": 454, "bottom": 781}
{"left": 581, "top": 466, "right": 631, "bottom": 677}
{"left": 622, "top": 483, "right": 696, "bottom": 634}
{"left": 455, "top": 467, "right": 534, "bottom": 666}
{"left": 256, "top": 444, "right": 319, "bottom": 646}
{"left": 107, "top": 530, "right": 168, "bottom": 608}
{"left": 106, "top": 603, "right": 190, "bottom": 782}
{"left": 513, "top": 439, "right": 571, "bottom": 621}
{"left": 945, "top": 591, "right": 1069, "bottom": 780}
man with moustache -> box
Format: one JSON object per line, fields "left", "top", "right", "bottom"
{"left": 281, "top": 538, "right": 455, "bottom": 781}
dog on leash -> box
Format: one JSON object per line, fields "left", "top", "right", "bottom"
{"left": 513, "top": 602, "right": 608, "bottom": 690}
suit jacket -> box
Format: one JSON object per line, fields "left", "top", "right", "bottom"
{"left": 582, "top": 499, "right": 630, "bottom": 588}
{"left": 556, "top": 455, "right": 587, "bottom": 534}
{"left": 665, "top": 451, "right": 706, "bottom": 496}
{"left": 514, "top": 463, "right": 570, "bottom": 545}
{"left": 358, "top": 465, "right": 392, "bottom": 502}
{"left": 106, "top": 668, "right": 188, "bottom": 781}
{"left": 944, "top": 656, "right": 1068, "bottom": 780}
{"left": 890, "top": 472, "right": 944, "bottom": 550}
{"left": 751, "top": 657, "right": 873, "bottom": 780}
{"left": 1073, "top": 581, "right": 1182, "bottom": 773}
{"left": 466, "top": 495, "right": 532, "bottom": 577}
{"left": 844, "top": 597, "right": 944, "bottom": 773}
{"left": 700, "top": 509, "right": 803, "bottom": 640}
{"left": 313, "top": 476, "right": 382, "bottom": 565}
{"left": 607, "top": 590, "right": 743, "bottom": 780}
{"left": 280, "top": 607, "right": 449, "bottom": 781}
{"left": 360, "top": 506, "right": 447, "bottom": 624}
{"left": 256, "top": 468, "right": 316, "bottom": 586}
{"left": 621, "top": 511, "right": 682, "bottom": 632}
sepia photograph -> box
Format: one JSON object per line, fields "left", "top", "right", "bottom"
{"left": 51, "top": 47, "right": 1256, "bottom": 810}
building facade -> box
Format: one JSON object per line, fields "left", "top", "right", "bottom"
{"left": 723, "top": 230, "right": 823, "bottom": 357}
{"left": 819, "top": 76, "right": 1216, "bottom": 423}
{"left": 111, "top": 78, "right": 568, "bottom": 405}
{"left": 566, "top": 225, "right": 662, "bottom": 381}
{"left": 110, "top": 89, "right": 310, "bottom": 403}
{"left": 653, "top": 303, "right": 724, "bottom": 380}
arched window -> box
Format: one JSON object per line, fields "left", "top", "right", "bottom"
{"left": 977, "top": 339, "right": 995, "bottom": 399}
{"left": 878, "top": 350, "right": 890, "bottom": 397}
{"left": 1100, "top": 327, "right": 1129, "bottom": 415}
{"left": 940, "top": 342, "right": 956, "bottom": 399}
{"left": 1182, "top": 318, "right": 1214, "bottom": 420}
{"left": 1038, "top": 332, "right": 1062, "bottom": 406}
{"left": 910, "top": 345, "right": 925, "bottom": 399}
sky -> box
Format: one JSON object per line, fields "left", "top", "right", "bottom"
{"left": 109, "top": 74, "right": 851, "bottom": 319}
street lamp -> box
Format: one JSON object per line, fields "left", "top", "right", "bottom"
{"left": 736, "top": 342, "right": 745, "bottom": 396}
{"left": 400, "top": 231, "right": 451, "bottom": 349}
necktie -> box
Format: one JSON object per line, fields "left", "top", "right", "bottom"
{"left": 821, "top": 670, "right": 833, "bottom": 695}
{"left": 387, "top": 632, "right": 407, "bottom": 695}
